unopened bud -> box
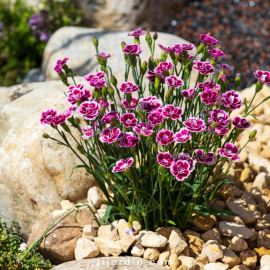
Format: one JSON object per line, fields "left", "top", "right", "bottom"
{"left": 161, "top": 52, "right": 168, "bottom": 62}
{"left": 155, "top": 58, "right": 161, "bottom": 66}
{"left": 145, "top": 31, "right": 152, "bottom": 46}
{"left": 128, "top": 216, "right": 133, "bottom": 228}
{"left": 102, "top": 87, "right": 108, "bottom": 96}
{"left": 140, "top": 61, "right": 148, "bottom": 76}
{"left": 196, "top": 44, "right": 205, "bottom": 54}
{"left": 255, "top": 80, "right": 264, "bottom": 93}
{"left": 148, "top": 57, "right": 155, "bottom": 71}
{"left": 74, "top": 118, "right": 80, "bottom": 125}
{"left": 43, "top": 133, "right": 50, "bottom": 139}
{"left": 92, "top": 35, "right": 99, "bottom": 48}
{"left": 121, "top": 41, "right": 126, "bottom": 50}
{"left": 235, "top": 73, "right": 241, "bottom": 90}
{"left": 77, "top": 145, "right": 86, "bottom": 155}
{"left": 96, "top": 55, "right": 105, "bottom": 66}
{"left": 108, "top": 85, "right": 114, "bottom": 95}
{"left": 61, "top": 123, "right": 70, "bottom": 133}
{"left": 249, "top": 130, "right": 257, "bottom": 141}
{"left": 111, "top": 75, "right": 118, "bottom": 87}
{"left": 152, "top": 143, "right": 158, "bottom": 152}
{"left": 153, "top": 32, "right": 158, "bottom": 40}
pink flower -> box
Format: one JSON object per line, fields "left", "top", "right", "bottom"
{"left": 165, "top": 75, "right": 183, "bottom": 88}
{"left": 254, "top": 70, "right": 270, "bottom": 86}
{"left": 219, "top": 143, "right": 240, "bottom": 162}
{"left": 158, "top": 44, "right": 172, "bottom": 53}
{"left": 101, "top": 111, "right": 119, "bottom": 124}
{"left": 232, "top": 116, "right": 251, "bottom": 129}
{"left": 208, "top": 49, "right": 225, "bottom": 60}
{"left": 118, "top": 132, "right": 139, "bottom": 147}
{"left": 221, "top": 91, "right": 242, "bottom": 111}
{"left": 181, "top": 88, "right": 195, "bottom": 99}
{"left": 40, "top": 109, "right": 57, "bottom": 125}
{"left": 98, "top": 97, "right": 112, "bottom": 108}
{"left": 177, "top": 153, "right": 196, "bottom": 172}
{"left": 124, "top": 227, "right": 136, "bottom": 235}
{"left": 140, "top": 96, "right": 162, "bottom": 113}
{"left": 90, "top": 79, "right": 106, "bottom": 89}
{"left": 119, "top": 82, "right": 139, "bottom": 94}
{"left": 78, "top": 101, "right": 100, "bottom": 120}
{"left": 112, "top": 157, "right": 134, "bottom": 173}
{"left": 67, "top": 84, "right": 92, "bottom": 105}
{"left": 94, "top": 52, "right": 114, "bottom": 59}
{"left": 148, "top": 111, "right": 164, "bottom": 126}
{"left": 197, "top": 81, "right": 220, "bottom": 91}
{"left": 216, "top": 64, "right": 233, "bottom": 73}
{"left": 201, "top": 89, "right": 219, "bottom": 105}
{"left": 170, "top": 160, "right": 191, "bottom": 181}
{"left": 63, "top": 107, "right": 75, "bottom": 119}
{"left": 99, "top": 127, "right": 120, "bottom": 143}
{"left": 157, "top": 152, "right": 174, "bottom": 168}
{"left": 183, "top": 117, "right": 206, "bottom": 133}
{"left": 82, "top": 126, "right": 94, "bottom": 139}
{"left": 122, "top": 44, "right": 142, "bottom": 55}
{"left": 172, "top": 43, "right": 194, "bottom": 54}
{"left": 199, "top": 34, "right": 218, "bottom": 46}
{"left": 210, "top": 109, "right": 229, "bottom": 127}
{"left": 127, "top": 29, "right": 146, "bottom": 38}
{"left": 54, "top": 57, "right": 69, "bottom": 73}
{"left": 214, "top": 126, "right": 229, "bottom": 136}
{"left": 193, "top": 61, "right": 214, "bottom": 75}
{"left": 54, "top": 65, "right": 62, "bottom": 74}
{"left": 154, "top": 61, "right": 174, "bottom": 73}
{"left": 52, "top": 114, "right": 66, "bottom": 126}
{"left": 162, "top": 105, "right": 183, "bottom": 120}
{"left": 221, "top": 74, "right": 226, "bottom": 82}
{"left": 122, "top": 97, "right": 138, "bottom": 110}
{"left": 133, "top": 123, "right": 154, "bottom": 136}
{"left": 175, "top": 128, "right": 191, "bottom": 143}
{"left": 194, "top": 149, "right": 217, "bottom": 165}
{"left": 156, "top": 130, "right": 175, "bottom": 146}
{"left": 84, "top": 71, "right": 105, "bottom": 82}
{"left": 120, "top": 113, "right": 138, "bottom": 128}
{"left": 146, "top": 70, "right": 165, "bottom": 84}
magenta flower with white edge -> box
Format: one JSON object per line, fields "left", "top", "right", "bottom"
{"left": 197, "top": 81, "right": 220, "bottom": 91}
{"left": 90, "top": 78, "right": 106, "bottom": 89}
{"left": 170, "top": 160, "right": 191, "bottom": 181}
{"left": 165, "top": 75, "right": 183, "bottom": 88}
{"left": 156, "top": 130, "right": 175, "bottom": 146}
{"left": 193, "top": 61, "right": 214, "bottom": 75}
{"left": 54, "top": 57, "right": 69, "bottom": 73}
{"left": 232, "top": 116, "right": 251, "bottom": 129}
{"left": 221, "top": 91, "right": 242, "bottom": 111}
{"left": 112, "top": 157, "right": 134, "bottom": 173}
{"left": 199, "top": 34, "right": 218, "bottom": 46}
{"left": 210, "top": 109, "right": 230, "bottom": 127}
{"left": 119, "top": 82, "right": 139, "bottom": 94}
{"left": 122, "top": 97, "right": 138, "bottom": 110}
{"left": 67, "top": 84, "right": 92, "bottom": 105}
{"left": 148, "top": 111, "right": 164, "bottom": 126}
{"left": 84, "top": 71, "right": 105, "bottom": 82}
{"left": 172, "top": 44, "right": 194, "bottom": 54}
{"left": 122, "top": 44, "right": 142, "bottom": 55}
{"left": 181, "top": 88, "right": 195, "bottom": 99}
{"left": 177, "top": 153, "right": 196, "bottom": 172}
{"left": 219, "top": 143, "right": 240, "bottom": 162}
{"left": 40, "top": 109, "right": 57, "bottom": 125}
{"left": 175, "top": 128, "right": 191, "bottom": 143}
{"left": 99, "top": 127, "right": 120, "bottom": 144}
{"left": 102, "top": 111, "right": 119, "bottom": 124}
{"left": 154, "top": 61, "right": 174, "bottom": 73}
{"left": 221, "top": 74, "right": 226, "bottom": 82}
{"left": 216, "top": 64, "right": 233, "bottom": 73}
{"left": 127, "top": 29, "right": 146, "bottom": 38}
{"left": 157, "top": 152, "right": 174, "bottom": 168}
{"left": 140, "top": 96, "right": 162, "bottom": 113}
{"left": 184, "top": 117, "right": 206, "bottom": 133}
{"left": 63, "top": 107, "right": 76, "bottom": 119}
{"left": 94, "top": 52, "right": 114, "bottom": 59}
{"left": 120, "top": 113, "right": 138, "bottom": 128}
{"left": 146, "top": 70, "right": 165, "bottom": 84}
{"left": 208, "top": 49, "right": 225, "bottom": 60}
{"left": 254, "top": 70, "right": 270, "bottom": 86}
{"left": 162, "top": 105, "right": 183, "bottom": 120}
{"left": 214, "top": 126, "right": 229, "bottom": 136}
{"left": 158, "top": 44, "right": 172, "bottom": 53}
{"left": 118, "top": 132, "right": 139, "bottom": 147}
{"left": 52, "top": 113, "right": 66, "bottom": 126}
{"left": 78, "top": 101, "right": 100, "bottom": 120}
{"left": 54, "top": 65, "right": 62, "bottom": 74}
{"left": 98, "top": 97, "right": 112, "bottom": 108}
{"left": 82, "top": 126, "right": 94, "bottom": 139}
{"left": 194, "top": 149, "right": 217, "bottom": 165}
{"left": 133, "top": 123, "right": 154, "bottom": 136}
{"left": 201, "top": 89, "right": 219, "bottom": 105}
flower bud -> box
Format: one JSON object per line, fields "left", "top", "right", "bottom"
{"left": 249, "top": 130, "right": 257, "bottom": 141}
{"left": 161, "top": 52, "right": 168, "bottom": 62}
{"left": 108, "top": 85, "right": 114, "bottom": 96}
{"left": 148, "top": 57, "right": 155, "bottom": 71}
{"left": 255, "top": 80, "right": 264, "bottom": 93}
{"left": 152, "top": 143, "right": 158, "bottom": 152}
{"left": 74, "top": 118, "right": 80, "bottom": 125}
{"left": 96, "top": 55, "right": 105, "bottom": 66}
{"left": 155, "top": 58, "right": 161, "bottom": 66}
{"left": 92, "top": 35, "right": 99, "bottom": 48}
{"left": 111, "top": 75, "right": 118, "bottom": 87}
{"left": 140, "top": 61, "right": 148, "bottom": 76}
{"left": 77, "top": 145, "right": 86, "bottom": 155}
{"left": 43, "top": 133, "right": 50, "bottom": 139}
{"left": 121, "top": 41, "right": 126, "bottom": 50}
{"left": 126, "top": 93, "right": 132, "bottom": 105}
{"left": 153, "top": 32, "right": 158, "bottom": 40}
{"left": 102, "top": 87, "right": 108, "bottom": 96}
{"left": 196, "top": 44, "right": 205, "bottom": 54}
{"left": 61, "top": 123, "right": 70, "bottom": 133}
{"left": 128, "top": 215, "right": 133, "bottom": 228}
{"left": 145, "top": 31, "right": 152, "bottom": 47}
{"left": 235, "top": 73, "right": 241, "bottom": 90}
{"left": 138, "top": 109, "right": 146, "bottom": 121}
{"left": 58, "top": 72, "right": 69, "bottom": 86}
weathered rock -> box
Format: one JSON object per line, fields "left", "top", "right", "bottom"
{"left": 218, "top": 215, "right": 245, "bottom": 225}
{"left": 97, "top": 224, "right": 120, "bottom": 241}
{"left": 228, "top": 236, "right": 248, "bottom": 252}
{"left": 83, "top": 224, "right": 97, "bottom": 240}
{"left": 240, "top": 166, "right": 256, "bottom": 183}
{"left": 117, "top": 224, "right": 136, "bottom": 252}
{"left": 254, "top": 247, "right": 270, "bottom": 259}
{"left": 167, "top": 229, "right": 188, "bottom": 256}
{"left": 204, "top": 263, "right": 229, "bottom": 270}
{"left": 261, "top": 266, "right": 270, "bottom": 270}
{"left": 0, "top": 81, "right": 97, "bottom": 235}
{"left": 27, "top": 207, "right": 95, "bottom": 264}
{"left": 137, "top": 231, "right": 168, "bottom": 248}
{"left": 240, "top": 250, "right": 257, "bottom": 269}
{"left": 202, "top": 240, "right": 223, "bottom": 263}
{"left": 183, "top": 230, "right": 200, "bottom": 242}
{"left": 169, "top": 253, "right": 180, "bottom": 270}
{"left": 242, "top": 191, "right": 257, "bottom": 210}
{"left": 52, "top": 210, "right": 66, "bottom": 218}
{"left": 231, "top": 265, "right": 249, "bottom": 270}
{"left": 221, "top": 248, "right": 240, "bottom": 268}
{"left": 157, "top": 227, "right": 182, "bottom": 239}
{"left": 255, "top": 214, "right": 270, "bottom": 230}
{"left": 213, "top": 201, "right": 226, "bottom": 211}
{"left": 192, "top": 216, "right": 216, "bottom": 232}
{"left": 158, "top": 251, "right": 170, "bottom": 266}
{"left": 61, "top": 200, "right": 75, "bottom": 210}
{"left": 131, "top": 242, "right": 144, "bottom": 257}
{"left": 144, "top": 247, "right": 160, "bottom": 260}
{"left": 188, "top": 235, "right": 204, "bottom": 256}
{"left": 257, "top": 229, "right": 270, "bottom": 249}
{"left": 201, "top": 228, "right": 222, "bottom": 244}
{"left": 261, "top": 255, "right": 270, "bottom": 267}
{"left": 178, "top": 256, "right": 196, "bottom": 270}
{"left": 219, "top": 221, "right": 253, "bottom": 239}
{"left": 195, "top": 254, "right": 209, "bottom": 270}
{"left": 253, "top": 172, "right": 270, "bottom": 190}
{"left": 87, "top": 186, "right": 104, "bottom": 209}
{"left": 94, "top": 238, "right": 122, "bottom": 256}
{"left": 112, "top": 219, "right": 127, "bottom": 229}
{"left": 74, "top": 237, "right": 99, "bottom": 260}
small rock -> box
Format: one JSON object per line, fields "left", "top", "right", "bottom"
{"left": 61, "top": 200, "right": 75, "bottom": 210}
{"left": 192, "top": 216, "right": 216, "bottom": 232}
{"left": 249, "top": 228, "right": 258, "bottom": 242}
{"left": 195, "top": 253, "right": 209, "bottom": 270}
{"left": 219, "top": 221, "right": 253, "bottom": 239}
{"left": 240, "top": 166, "right": 256, "bottom": 183}
{"left": 111, "top": 219, "right": 127, "bottom": 229}
{"left": 143, "top": 247, "right": 160, "bottom": 260}
{"left": 221, "top": 236, "right": 232, "bottom": 247}
{"left": 95, "top": 209, "right": 106, "bottom": 221}
{"left": 242, "top": 191, "right": 257, "bottom": 210}
{"left": 231, "top": 264, "right": 250, "bottom": 270}
{"left": 213, "top": 201, "right": 226, "bottom": 211}
{"left": 253, "top": 172, "right": 270, "bottom": 190}
{"left": 240, "top": 250, "right": 257, "bottom": 269}
{"left": 137, "top": 231, "right": 168, "bottom": 248}
{"left": 261, "top": 266, "right": 270, "bottom": 270}
{"left": 257, "top": 229, "right": 270, "bottom": 249}
{"left": 204, "top": 263, "right": 229, "bottom": 270}
{"left": 188, "top": 235, "right": 204, "bottom": 256}
{"left": 202, "top": 240, "right": 223, "bottom": 263}
{"left": 133, "top": 221, "right": 142, "bottom": 232}
{"left": 87, "top": 186, "right": 104, "bottom": 209}
{"left": 98, "top": 224, "right": 120, "bottom": 241}
{"left": 117, "top": 229, "right": 136, "bottom": 253}
{"left": 83, "top": 225, "right": 97, "bottom": 240}
{"left": 167, "top": 229, "right": 188, "bottom": 255}
{"left": 221, "top": 248, "right": 241, "bottom": 268}
{"left": 169, "top": 253, "right": 180, "bottom": 270}
{"left": 183, "top": 230, "right": 201, "bottom": 241}
{"left": 178, "top": 256, "right": 196, "bottom": 270}
{"left": 131, "top": 242, "right": 144, "bottom": 257}
{"left": 177, "top": 266, "right": 188, "bottom": 270}
{"left": 52, "top": 210, "right": 66, "bottom": 218}
{"left": 201, "top": 228, "right": 222, "bottom": 244}
{"left": 94, "top": 237, "right": 122, "bottom": 256}
{"left": 255, "top": 214, "right": 270, "bottom": 230}
{"left": 100, "top": 204, "right": 107, "bottom": 209}
{"left": 218, "top": 215, "right": 245, "bottom": 225}
{"left": 158, "top": 250, "right": 170, "bottom": 266}
{"left": 74, "top": 238, "right": 99, "bottom": 260}
{"left": 228, "top": 236, "right": 248, "bottom": 252}
{"left": 254, "top": 247, "right": 270, "bottom": 259}
{"left": 157, "top": 226, "right": 182, "bottom": 239}
{"left": 261, "top": 255, "right": 270, "bottom": 267}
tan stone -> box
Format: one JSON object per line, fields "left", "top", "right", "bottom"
{"left": 228, "top": 236, "right": 248, "bottom": 252}
{"left": 52, "top": 210, "right": 66, "bottom": 218}
{"left": 195, "top": 254, "right": 208, "bottom": 270}
{"left": 87, "top": 186, "right": 105, "bottom": 209}
{"left": 111, "top": 219, "right": 127, "bottom": 229}
{"left": 61, "top": 200, "right": 75, "bottom": 211}
{"left": 167, "top": 229, "right": 188, "bottom": 256}
{"left": 202, "top": 240, "right": 223, "bottom": 263}
{"left": 192, "top": 216, "right": 216, "bottom": 231}
{"left": 219, "top": 221, "right": 253, "bottom": 239}
{"left": 177, "top": 266, "right": 188, "bottom": 270}
{"left": 169, "top": 253, "right": 180, "bottom": 270}
{"left": 143, "top": 247, "right": 160, "bottom": 260}
{"left": 93, "top": 237, "right": 122, "bottom": 256}
{"left": 188, "top": 235, "right": 204, "bottom": 256}
{"left": 221, "top": 248, "right": 240, "bottom": 268}
{"left": 255, "top": 214, "right": 270, "bottom": 230}
{"left": 156, "top": 226, "right": 182, "bottom": 239}
{"left": 137, "top": 230, "right": 168, "bottom": 248}
{"left": 239, "top": 166, "right": 256, "bottom": 183}
{"left": 83, "top": 224, "right": 97, "bottom": 240}
{"left": 178, "top": 256, "right": 196, "bottom": 270}
{"left": 158, "top": 250, "right": 170, "bottom": 266}
{"left": 257, "top": 229, "right": 270, "bottom": 249}
{"left": 254, "top": 247, "right": 270, "bottom": 259}
{"left": 204, "top": 263, "right": 229, "bottom": 270}
{"left": 131, "top": 242, "right": 144, "bottom": 257}
{"left": 117, "top": 229, "right": 136, "bottom": 252}
{"left": 261, "top": 255, "right": 270, "bottom": 267}
{"left": 240, "top": 250, "right": 257, "bottom": 269}
{"left": 183, "top": 230, "right": 200, "bottom": 242}
{"left": 201, "top": 228, "right": 222, "bottom": 244}
{"left": 231, "top": 265, "right": 249, "bottom": 270}
{"left": 74, "top": 238, "right": 99, "bottom": 260}
{"left": 97, "top": 224, "right": 119, "bottom": 241}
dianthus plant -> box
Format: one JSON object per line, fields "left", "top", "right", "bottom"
{"left": 41, "top": 30, "right": 270, "bottom": 230}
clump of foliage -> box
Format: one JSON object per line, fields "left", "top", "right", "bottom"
{"left": 0, "top": 0, "right": 83, "bottom": 87}
{"left": 0, "top": 217, "right": 52, "bottom": 270}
